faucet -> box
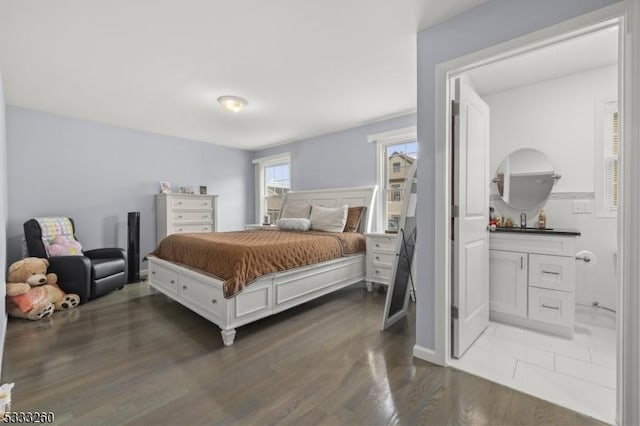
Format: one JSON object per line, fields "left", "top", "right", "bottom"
{"left": 520, "top": 213, "right": 527, "bottom": 229}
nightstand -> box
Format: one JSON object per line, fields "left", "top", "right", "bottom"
{"left": 245, "top": 224, "right": 277, "bottom": 230}
{"left": 364, "top": 233, "right": 398, "bottom": 292}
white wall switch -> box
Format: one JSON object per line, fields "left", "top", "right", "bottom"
{"left": 572, "top": 200, "right": 593, "bottom": 214}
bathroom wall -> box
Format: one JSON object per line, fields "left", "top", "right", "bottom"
{"left": 486, "top": 65, "right": 618, "bottom": 326}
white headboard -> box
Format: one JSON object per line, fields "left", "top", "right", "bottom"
{"left": 281, "top": 186, "right": 378, "bottom": 233}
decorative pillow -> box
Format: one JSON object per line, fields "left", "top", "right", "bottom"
{"left": 280, "top": 203, "right": 312, "bottom": 219}
{"left": 47, "top": 235, "right": 83, "bottom": 256}
{"left": 343, "top": 206, "right": 365, "bottom": 232}
{"left": 310, "top": 205, "right": 348, "bottom": 233}
{"left": 277, "top": 218, "right": 311, "bottom": 231}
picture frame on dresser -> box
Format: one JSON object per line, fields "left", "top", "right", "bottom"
{"left": 160, "top": 181, "right": 171, "bottom": 194}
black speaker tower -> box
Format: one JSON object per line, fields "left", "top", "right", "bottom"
{"left": 127, "top": 212, "right": 140, "bottom": 283}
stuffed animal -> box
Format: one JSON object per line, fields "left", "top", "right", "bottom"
{"left": 47, "top": 235, "right": 83, "bottom": 256}
{"left": 6, "top": 257, "right": 80, "bottom": 320}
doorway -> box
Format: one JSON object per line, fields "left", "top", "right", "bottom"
{"left": 442, "top": 17, "right": 623, "bottom": 425}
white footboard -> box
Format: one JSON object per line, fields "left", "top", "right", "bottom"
{"left": 147, "top": 255, "right": 365, "bottom": 346}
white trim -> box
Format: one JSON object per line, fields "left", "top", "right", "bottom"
{"left": 367, "top": 126, "right": 417, "bottom": 144}
{"left": 252, "top": 152, "right": 291, "bottom": 165}
{"left": 370, "top": 126, "right": 417, "bottom": 232}
{"left": 412, "top": 344, "right": 441, "bottom": 365}
{"left": 431, "top": 3, "right": 637, "bottom": 424}
{"left": 619, "top": 1, "right": 640, "bottom": 424}
{"left": 253, "top": 153, "right": 292, "bottom": 223}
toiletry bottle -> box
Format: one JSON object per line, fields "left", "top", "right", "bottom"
{"left": 538, "top": 209, "right": 546, "bottom": 229}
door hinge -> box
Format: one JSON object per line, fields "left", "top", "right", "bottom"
{"left": 452, "top": 100, "right": 460, "bottom": 116}
{"left": 452, "top": 205, "right": 459, "bottom": 218}
{"left": 451, "top": 306, "right": 459, "bottom": 319}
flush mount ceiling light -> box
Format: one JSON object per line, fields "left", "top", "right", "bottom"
{"left": 217, "top": 95, "right": 248, "bottom": 113}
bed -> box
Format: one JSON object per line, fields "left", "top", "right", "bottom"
{"left": 146, "top": 185, "right": 377, "bottom": 346}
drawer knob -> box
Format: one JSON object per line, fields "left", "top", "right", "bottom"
{"left": 179, "top": 228, "right": 183, "bottom": 231}
{"left": 376, "top": 270, "right": 380, "bottom": 274}
{"left": 178, "top": 215, "right": 183, "bottom": 218}
{"left": 542, "top": 304, "right": 560, "bottom": 311}
{"left": 170, "top": 280, "right": 175, "bottom": 284}
{"left": 212, "top": 299, "right": 217, "bottom": 304}
{"left": 375, "top": 243, "right": 380, "bottom": 248}
{"left": 203, "top": 215, "right": 208, "bottom": 219}
{"left": 182, "top": 285, "right": 187, "bottom": 290}
{"left": 178, "top": 202, "right": 183, "bottom": 205}
{"left": 542, "top": 270, "right": 560, "bottom": 275}
{"left": 375, "top": 256, "right": 380, "bottom": 260}
{"left": 151, "top": 271, "right": 156, "bottom": 275}
{"left": 202, "top": 202, "right": 207, "bottom": 206}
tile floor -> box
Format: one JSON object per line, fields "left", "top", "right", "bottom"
{"left": 449, "top": 321, "right": 616, "bottom": 424}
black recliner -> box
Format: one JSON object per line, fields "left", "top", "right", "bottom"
{"left": 24, "top": 218, "right": 127, "bottom": 304}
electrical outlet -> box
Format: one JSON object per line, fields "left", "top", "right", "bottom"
{"left": 572, "top": 200, "right": 593, "bottom": 214}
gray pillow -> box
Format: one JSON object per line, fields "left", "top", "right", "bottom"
{"left": 277, "top": 218, "right": 311, "bottom": 231}
{"left": 280, "top": 203, "right": 311, "bottom": 219}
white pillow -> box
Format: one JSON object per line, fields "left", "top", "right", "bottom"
{"left": 277, "top": 218, "right": 311, "bottom": 231}
{"left": 310, "top": 205, "right": 348, "bottom": 233}
{"left": 280, "top": 203, "right": 311, "bottom": 219}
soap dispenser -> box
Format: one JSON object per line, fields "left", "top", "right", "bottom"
{"left": 538, "top": 209, "right": 547, "bottom": 229}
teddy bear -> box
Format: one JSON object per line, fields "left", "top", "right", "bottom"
{"left": 6, "top": 257, "right": 80, "bottom": 320}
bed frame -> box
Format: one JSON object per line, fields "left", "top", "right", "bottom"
{"left": 147, "top": 185, "right": 377, "bottom": 346}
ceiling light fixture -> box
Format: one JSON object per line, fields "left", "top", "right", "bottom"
{"left": 217, "top": 95, "right": 248, "bottom": 113}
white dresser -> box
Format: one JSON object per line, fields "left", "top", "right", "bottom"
{"left": 156, "top": 193, "right": 218, "bottom": 242}
{"left": 364, "top": 233, "right": 397, "bottom": 292}
{"left": 489, "top": 231, "right": 578, "bottom": 337}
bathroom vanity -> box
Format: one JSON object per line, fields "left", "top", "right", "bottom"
{"left": 490, "top": 228, "right": 580, "bottom": 338}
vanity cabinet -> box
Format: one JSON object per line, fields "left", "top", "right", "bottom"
{"left": 489, "top": 232, "right": 578, "bottom": 337}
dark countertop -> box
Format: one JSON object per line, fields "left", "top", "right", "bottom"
{"left": 491, "top": 227, "right": 581, "bottom": 236}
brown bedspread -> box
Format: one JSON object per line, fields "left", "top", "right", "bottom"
{"left": 150, "top": 229, "right": 366, "bottom": 298}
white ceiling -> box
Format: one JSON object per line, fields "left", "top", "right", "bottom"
{"left": 465, "top": 26, "right": 618, "bottom": 96}
{"left": 0, "top": 0, "right": 486, "bottom": 150}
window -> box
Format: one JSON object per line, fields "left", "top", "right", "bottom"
{"left": 368, "top": 126, "right": 417, "bottom": 232}
{"left": 253, "top": 153, "right": 291, "bottom": 224}
{"left": 595, "top": 100, "right": 619, "bottom": 217}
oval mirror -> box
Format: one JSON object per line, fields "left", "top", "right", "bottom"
{"left": 494, "top": 148, "right": 558, "bottom": 211}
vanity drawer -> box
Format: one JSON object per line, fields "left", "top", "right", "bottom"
{"left": 149, "top": 262, "right": 179, "bottom": 296}
{"left": 172, "top": 197, "right": 213, "bottom": 210}
{"left": 528, "top": 287, "right": 574, "bottom": 327}
{"left": 173, "top": 224, "right": 213, "bottom": 233}
{"left": 172, "top": 211, "right": 213, "bottom": 222}
{"left": 529, "top": 254, "right": 575, "bottom": 293}
{"left": 179, "top": 275, "right": 224, "bottom": 316}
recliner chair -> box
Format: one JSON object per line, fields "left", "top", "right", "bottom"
{"left": 23, "top": 217, "right": 127, "bottom": 304}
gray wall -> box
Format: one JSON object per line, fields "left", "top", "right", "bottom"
{"left": 6, "top": 107, "right": 254, "bottom": 265}
{"left": 0, "top": 70, "right": 7, "bottom": 375}
{"left": 254, "top": 114, "right": 416, "bottom": 191}
{"left": 415, "top": 0, "right": 621, "bottom": 350}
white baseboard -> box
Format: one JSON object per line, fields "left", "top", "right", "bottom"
{"left": 413, "top": 344, "right": 443, "bottom": 366}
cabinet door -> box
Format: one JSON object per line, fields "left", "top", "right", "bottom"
{"left": 489, "top": 250, "right": 527, "bottom": 317}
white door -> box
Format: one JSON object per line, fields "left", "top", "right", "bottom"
{"left": 452, "top": 77, "right": 490, "bottom": 359}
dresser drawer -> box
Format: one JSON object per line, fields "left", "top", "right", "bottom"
{"left": 173, "top": 224, "right": 213, "bottom": 233}
{"left": 149, "top": 262, "right": 179, "bottom": 295}
{"left": 368, "top": 264, "right": 392, "bottom": 283}
{"left": 367, "top": 236, "right": 396, "bottom": 252}
{"left": 172, "top": 211, "right": 213, "bottom": 222}
{"left": 179, "top": 275, "right": 224, "bottom": 316}
{"left": 172, "top": 197, "right": 213, "bottom": 210}
{"left": 528, "top": 287, "right": 574, "bottom": 327}
{"left": 529, "top": 254, "right": 575, "bottom": 292}
{"left": 370, "top": 251, "right": 395, "bottom": 267}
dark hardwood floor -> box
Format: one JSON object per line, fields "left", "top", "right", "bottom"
{"left": 3, "top": 282, "right": 603, "bottom": 425}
